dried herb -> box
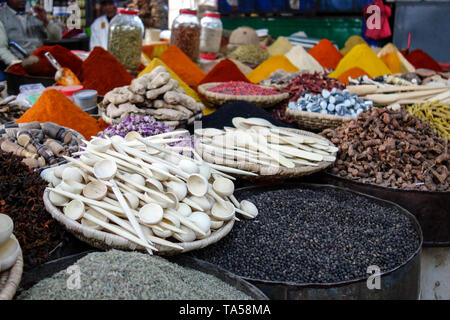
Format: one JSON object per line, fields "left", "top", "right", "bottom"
{"left": 108, "top": 24, "right": 143, "bottom": 71}
{"left": 0, "top": 152, "right": 64, "bottom": 270}
{"left": 170, "top": 24, "right": 201, "bottom": 62}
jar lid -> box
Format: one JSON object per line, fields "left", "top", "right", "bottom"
{"left": 117, "top": 8, "right": 139, "bottom": 15}
{"left": 73, "top": 89, "right": 98, "bottom": 100}
{"left": 60, "top": 85, "right": 84, "bottom": 96}
{"left": 180, "top": 9, "right": 197, "bottom": 15}
{"left": 204, "top": 11, "right": 220, "bottom": 18}
{"left": 200, "top": 53, "right": 216, "bottom": 61}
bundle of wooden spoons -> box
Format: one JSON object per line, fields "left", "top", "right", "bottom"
{"left": 42, "top": 131, "right": 258, "bottom": 255}
{"left": 194, "top": 117, "right": 337, "bottom": 172}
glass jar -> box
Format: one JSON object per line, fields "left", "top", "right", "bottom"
{"left": 108, "top": 8, "right": 144, "bottom": 72}
{"left": 170, "top": 9, "right": 201, "bottom": 61}
{"left": 200, "top": 11, "right": 223, "bottom": 54}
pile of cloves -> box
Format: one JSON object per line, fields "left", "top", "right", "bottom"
{"left": 0, "top": 121, "right": 82, "bottom": 169}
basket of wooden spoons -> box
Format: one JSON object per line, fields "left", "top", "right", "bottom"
{"left": 42, "top": 131, "right": 259, "bottom": 255}
{"left": 194, "top": 117, "right": 338, "bottom": 181}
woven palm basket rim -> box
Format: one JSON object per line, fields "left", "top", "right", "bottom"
{"left": 99, "top": 103, "right": 204, "bottom": 128}
{"left": 286, "top": 108, "right": 354, "bottom": 130}
{"left": 194, "top": 127, "right": 336, "bottom": 181}
{"left": 197, "top": 82, "right": 290, "bottom": 107}
{"left": 43, "top": 189, "right": 234, "bottom": 255}
{"left": 0, "top": 248, "right": 23, "bottom": 300}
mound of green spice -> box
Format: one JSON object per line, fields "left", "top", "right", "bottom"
{"left": 18, "top": 250, "right": 253, "bottom": 300}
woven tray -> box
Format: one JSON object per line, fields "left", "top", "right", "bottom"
{"left": 0, "top": 249, "right": 23, "bottom": 300}
{"left": 286, "top": 108, "right": 353, "bottom": 131}
{"left": 43, "top": 189, "right": 234, "bottom": 255}
{"left": 198, "top": 82, "right": 290, "bottom": 108}
{"left": 99, "top": 103, "right": 203, "bottom": 129}
{"left": 195, "top": 128, "right": 336, "bottom": 181}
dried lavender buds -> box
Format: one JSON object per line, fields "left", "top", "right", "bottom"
{"left": 322, "top": 108, "right": 449, "bottom": 191}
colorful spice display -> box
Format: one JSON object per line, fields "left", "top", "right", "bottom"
{"left": 159, "top": 45, "right": 206, "bottom": 87}
{"left": 267, "top": 36, "right": 293, "bottom": 56}
{"left": 18, "top": 250, "right": 253, "bottom": 300}
{"left": 16, "top": 89, "right": 108, "bottom": 140}
{"left": 339, "top": 35, "right": 367, "bottom": 56}
{"left": 308, "top": 39, "right": 343, "bottom": 70}
{"left": 337, "top": 67, "right": 369, "bottom": 85}
{"left": 285, "top": 46, "right": 324, "bottom": 73}
{"left": 142, "top": 43, "right": 169, "bottom": 60}
{"left": 322, "top": 108, "right": 449, "bottom": 191}
{"left": 247, "top": 55, "right": 299, "bottom": 84}
{"left": 207, "top": 81, "right": 281, "bottom": 96}
{"left": 405, "top": 49, "right": 443, "bottom": 72}
{"left": 197, "top": 59, "right": 249, "bottom": 88}
{"left": 288, "top": 88, "right": 373, "bottom": 117}
{"left": 0, "top": 152, "right": 64, "bottom": 270}
{"left": 329, "top": 44, "right": 392, "bottom": 79}
{"left": 259, "top": 70, "right": 304, "bottom": 88}
{"left": 407, "top": 102, "right": 450, "bottom": 139}
{"left": 228, "top": 44, "right": 270, "bottom": 66}
{"left": 81, "top": 47, "right": 134, "bottom": 96}
{"left": 377, "top": 43, "right": 415, "bottom": 74}
{"left": 192, "top": 186, "right": 420, "bottom": 283}
{"left": 6, "top": 45, "right": 83, "bottom": 78}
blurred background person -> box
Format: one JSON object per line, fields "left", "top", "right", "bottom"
{"left": 0, "top": 0, "right": 62, "bottom": 68}
{"left": 89, "top": 0, "right": 118, "bottom": 50}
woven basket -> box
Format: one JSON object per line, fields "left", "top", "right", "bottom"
{"left": 198, "top": 82, "right": 290, "bottom": 108}
{"left": 0, "top": 248, "right": 23, "bottom": 300}
{"left": 195, "top": 128, "right": 336, "bottom": 181}
{"left": 286, "top": 109, "right": 353, "bottom": 131}
{"left": 43, "top": 189, "right": 234, "bottom": 255}
{"left": 99, "top": 103, "right": 203, "bottom": 129}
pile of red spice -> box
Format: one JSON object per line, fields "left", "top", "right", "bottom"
{"left": 207, "top": 81, "right": 280, "bottom": 96}
{"left": 197, "top": 59, "right": 249, "bottom": 89}
{"left": 81, "top": 47, "right": 134, "bottom": 96}
{"left": 308, "top": 39, "right": 343, "bottom": 70}
{"left": 16, "top": 89, "right": 109, "bottom": 139}
{"left": 6, "top": 45, "right": 83, "bottom": 78}
{"left": 405, "top": 49, "right": 443, "bottom": 72}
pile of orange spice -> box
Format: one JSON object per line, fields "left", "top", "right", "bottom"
{"left": 308, "top": 39, "right": 343, "bottom": 70}
{"left": 159, "top": 45, "right": 206, "bottom": 87}
{"left": 16, "top": 89, "right": 108, "bottom": 140}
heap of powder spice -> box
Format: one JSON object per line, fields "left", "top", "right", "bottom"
{"left": 18, "top": 250, "right": 253, "bottom": 300}
{"left": 29, "top": 45, "right": 83, "bottom": 78}
{"left": 0, "top": 152, "right": 64, "bottom": 270}
{"left": 308, "top": 39, "right": 343, "bottom": 70}
{"left": 228, "top": 44, "right": 270, "bottom": 66}
{"left": 207, "top": 81, "right": 280, "bottom": 96}
{"left": 159, "top": 45, "right": 206, "bottom": 87}
{"left": 377, "top": 43, "right": 415, "bottom": 74}
{"left": 405, "top": 49, "right": 443, "bottom": 72}
{"left": 197, "top": 59, "right": 249, "bottom": 90}
{"left": 285, "top": 46, "right": 324, "bottom": 74}
{"left": 337, "top": 67, "right": 369, "bottom": 85}
{"left": 247, "top": 55, "right": 299, "bottom": 84}
{"left": 15, "top": 89, "right": 108, "bottom": 140}
{"left": 267, "top": 36, "right": 293, "bottom": 56}
{"left": 329, "top": 44, "right": 392, "bottom": 79}
{"left": 81, "top": 47, "right": 134, "bottom": 96}
{"left": 340, "top": 35, "right": 367, "bottom": 56}
{"left": 6, "top": 45, "right": 83, "bottom": 78}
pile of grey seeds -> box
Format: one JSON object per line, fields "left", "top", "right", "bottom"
{"left": 191, "top": 187, "right": 420, "bottom": 284}
{"left": 17, "top": 250, "right": 253, "bottom": 300}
